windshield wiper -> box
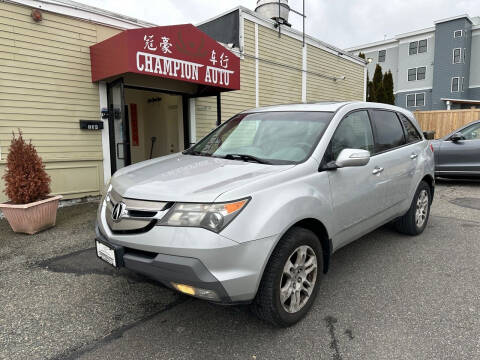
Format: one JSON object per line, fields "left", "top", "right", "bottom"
{"left": 223, "top": 153, "right": 272, "bottom": 164}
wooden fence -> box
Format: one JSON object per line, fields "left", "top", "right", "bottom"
{"left": 413, "top": 109, "right": 480, "bottom": 139}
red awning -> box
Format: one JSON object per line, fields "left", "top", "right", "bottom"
{"left": 90, "top": 24, "right": 240, "bottom": 91}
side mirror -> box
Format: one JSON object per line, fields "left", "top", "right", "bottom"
{"left": 335, "top": 148, "right": 371, "bottom": 168}
{"left": 450, "top": 133, "right": 464, "bottom": 142}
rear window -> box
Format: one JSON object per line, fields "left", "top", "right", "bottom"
{"left": 370, "top": 110, "right": 406, "bottom": 153}
{"left": 398, "top": 113, "right": 422, "bottom": 143}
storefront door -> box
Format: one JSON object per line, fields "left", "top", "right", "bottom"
{"left": 107, "top": 78, "right": 131, "bottom": 174}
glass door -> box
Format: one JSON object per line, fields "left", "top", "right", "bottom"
{"left": 107, "top": 79, "right": 131, "bottom": 174}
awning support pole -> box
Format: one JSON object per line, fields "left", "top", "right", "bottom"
{"left": 216, "top": 93, "right": 222, "bottom": 126}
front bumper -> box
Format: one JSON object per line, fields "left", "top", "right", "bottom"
{"left": 96, "top": 204, "right": 277, "bottom": 303}
{"left": 96, "top": 230, "right": 232, "bottom": 302}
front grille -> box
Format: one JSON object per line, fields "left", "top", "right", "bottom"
{"left": 105, "top": 189, "right": 170, "bottom": 234}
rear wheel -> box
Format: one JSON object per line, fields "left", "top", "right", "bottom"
{"left": 251, "top": 227, "right": 323, "bottom": 327}
{"left": 394, "top": 181, "right": 431, "bottom": 235}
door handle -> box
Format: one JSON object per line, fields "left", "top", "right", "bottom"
{"left": 372, "top": 166, "right": 384, "bottom": 175}
{"left": 410, "top": 153, "right": 418, "bottom": 159}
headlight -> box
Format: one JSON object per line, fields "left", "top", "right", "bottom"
{"left": 158, "top": 198, "right": 250, "bottom": 233}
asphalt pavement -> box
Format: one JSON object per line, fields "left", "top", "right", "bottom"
{"left": 1, "top": 179, "right": 479, "bottom": 360}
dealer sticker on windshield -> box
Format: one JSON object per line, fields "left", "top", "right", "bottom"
{"left": 96, "top": 240, "right": 117, "bottom": 267}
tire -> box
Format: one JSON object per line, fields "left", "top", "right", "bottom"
{"left": 394, "top": 181, "right": 431, "bottom": 236}
{"left": 251, "top": 227, "right": 323, "bottom": 327}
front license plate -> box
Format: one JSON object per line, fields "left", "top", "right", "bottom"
{"left": 96, "top": 240, "right": 117, "bottom": 267}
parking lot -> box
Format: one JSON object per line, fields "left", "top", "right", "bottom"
{"left": 1, "top": 180, "right": 479, "bottom": 360}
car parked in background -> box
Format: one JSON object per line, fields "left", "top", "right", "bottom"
{"left": 432, "top": 120, "right": 480, "bottom": 178}
{"left": 95, "top": 102, "right": 435, "bottom": 327}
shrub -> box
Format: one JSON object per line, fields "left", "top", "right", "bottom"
{"left": 2, "top": 130, "right": 51, "bottom": 204}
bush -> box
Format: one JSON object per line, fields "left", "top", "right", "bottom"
{"left": 2, "top": 130, "right": 51, "bottom": 204}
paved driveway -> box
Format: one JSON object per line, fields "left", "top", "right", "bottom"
{"left": 1, "top": 180, "right": 479, "bottom": 360}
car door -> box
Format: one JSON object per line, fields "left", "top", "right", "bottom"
{"left": 369, "top": 110, "right": 411, "bottom": 212}
{"left": 325, "top": 110, "right": 387, "bottom": 248}
{"left": 436, "top": 122, "right": 480, "bottom": 176}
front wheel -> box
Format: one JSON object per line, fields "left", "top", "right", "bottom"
{"left": 394, "top": 181, "right": 431, "bottom": 235}
{"left": 251, "top": 227, "right": 323, "bottom": 327}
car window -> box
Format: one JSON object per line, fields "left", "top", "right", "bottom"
{"left": 330, "top": 110, "right": 374, "bottom": 160}
{"left": 459, "top": 123, "right": 480, "bottom": 140}
{"left": 370, "top": 110, "right": 406, "bottom": 153}
{"left": 187, "top": 111, "right": 334, "bottom": 164}
{"left": 398, "top": 113, "right": 422, "bottom": 143}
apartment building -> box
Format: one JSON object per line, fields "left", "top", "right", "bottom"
{"left": 346, "top": 15, "right": 480, "bottom": 110}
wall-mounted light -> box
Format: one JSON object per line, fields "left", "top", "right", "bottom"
{"left": 31, "top": 9, "right": 42, "bottom": 22}
{"left": 366, "top": 58, "right": 373, "bottom": 64}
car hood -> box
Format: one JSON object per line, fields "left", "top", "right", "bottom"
{"left": 110, "top": 154, "right": 294, "bottom": 202}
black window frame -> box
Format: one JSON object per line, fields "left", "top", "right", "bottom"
{"left": 378, "top": 49, "right": 386, "bottom": 62}
{"left": 368, "top": 109, "right": 407, "bottom": 154}
{"left": 418, "top": 39, "right": 427, "bottom": 53}
{"left": 397, "top": 113, "right": 422, "bottom": 144}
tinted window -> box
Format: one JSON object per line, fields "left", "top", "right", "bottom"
{"left": 409, "top": 41, "right": 418, "bottom": 55}
{"left": 418, "top": 39, "right": 427, "bottom": 53}
{"left": 378, "top": 50, "right": 386, "bottom": 62}
{"left": 398, "top": 114, "right": 422, "bottom": 143}
{"left": 408, "top": 68, "right": 416, "bottom": 81}
{"left": 330, "top": 111, "right": 374, "bottom": 160}
{"left": 459, "top": 123, "right": 480, "bottom": 140}
{"left": 370, "top": 110, "right": 406, "bottom": 152}
{"left": 417, "top": 66, "right": 426, "bottom": 80}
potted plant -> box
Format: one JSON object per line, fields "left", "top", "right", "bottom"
{"left": 0, "top": 131, "right": 62, "bottom": 234}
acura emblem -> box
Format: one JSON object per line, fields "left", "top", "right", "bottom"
{"left": 112, "top": 202, "right": 126, "bottom": 222}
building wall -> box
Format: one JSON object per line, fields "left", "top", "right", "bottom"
{"left": 468, "top": 31, "right": 480, "bottom": 91}
{"left": 0, "top": 1, "right": 122, "bottom": 202}
{"left": 395, "top": 89, "right": 432, "bottom": 110}
{"left": 396, "top": 35, "right": 435, "bottom": 93}
{"left": 361, "top": 45, "right": 399, "bottom": 91}
{"left": 195, "top": 16, "right": 365, "bottom": 142}
{"left": 307, "top": 45, "right": 364, "bottom": 102}
{"left": 431, "top": 18, "right": 473, "bottom": 109}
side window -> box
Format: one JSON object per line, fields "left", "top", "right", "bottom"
{"left": 370, "top": 110, "right": 406, "bottom": 153}
{"left": 330, "top": 111, "right": 374, "bottom": 160}
{"left": 398, "top": 113, "right": 422, "bottom": 143}
{"left": 459, "top": 123, "right": 480, "bottom": 140}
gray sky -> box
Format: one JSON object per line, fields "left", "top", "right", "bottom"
{"left": 79, "top": 0, "right": 480, "bottom": 49}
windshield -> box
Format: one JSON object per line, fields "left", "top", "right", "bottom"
{"left": 185, "top": 111, "right": 334, "bottom": 164}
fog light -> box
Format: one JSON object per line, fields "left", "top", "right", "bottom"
{"left": 171, "top": 282, "right": 219, "bottom": 301}
{"left": 172, "top": 283, "right": 195, "bottom": 296}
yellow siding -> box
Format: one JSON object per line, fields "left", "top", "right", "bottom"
{"left": 195, "top": 20, "right": 257, "bottom": 140}
{"left": 258, "top": 24, "right": 303, "bottom": 105}
{"left": 0, "top": 2, "right": 122, "bottom": 202}
{"left": 306, "top": 44, "right": 364, "bottom": 102}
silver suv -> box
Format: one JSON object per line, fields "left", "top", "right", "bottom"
{"left": 96, "top": 102, "right": 435, "bottom": 327}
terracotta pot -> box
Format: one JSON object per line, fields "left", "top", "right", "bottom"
{"left": 0, "top": 195, "right": 63, "bottom": 234}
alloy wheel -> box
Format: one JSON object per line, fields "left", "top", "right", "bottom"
{"left": 415, "top": 189, "right": 429, "bottom": 228}
{"left": 279, "top": 245, "right": 318, "bottom": 313}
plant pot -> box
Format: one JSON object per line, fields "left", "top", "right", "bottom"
{"left": 0, "top": 195, "right": 63, "bottom": 234}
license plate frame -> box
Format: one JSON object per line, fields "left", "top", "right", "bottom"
{"left": 96, "top": 239, "right": 121, "bottom": 268}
